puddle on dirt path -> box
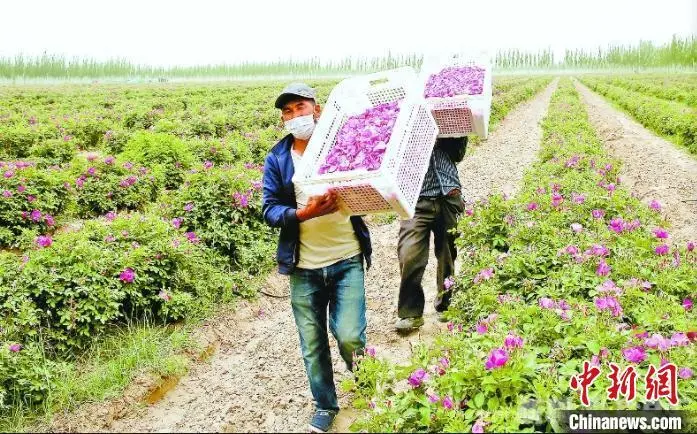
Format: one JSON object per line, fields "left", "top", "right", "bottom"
{"left": 139, "top": 339, "right": 219, "bottom": 407}
{"left": 142, "top": 341, "right": 219, "bottom": 405}
{"left": 143, "top": 375, "right": 181, "bottom": 405}
{"left": 197, "top": 341, "right": 219, "bottom": 362}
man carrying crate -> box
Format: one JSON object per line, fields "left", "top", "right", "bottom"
{"left": 261, "top": 83, "right": 373, "bottom": 433}
{"left": 395, "top": 136, "right": 468, "bottom": 332}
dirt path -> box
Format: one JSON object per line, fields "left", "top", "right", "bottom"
{"left": 49, "top": 80, "right": 558, "bottom": 433}
{"left": 575, "top": 81, "right": 697, "bottom": 243}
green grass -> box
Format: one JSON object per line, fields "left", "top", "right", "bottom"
{"left": 0, "top": 319, "right": 194, "bottom": 432}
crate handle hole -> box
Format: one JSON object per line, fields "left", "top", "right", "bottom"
{"left": 369, "top": 78, "right": 389, "bottom": 87}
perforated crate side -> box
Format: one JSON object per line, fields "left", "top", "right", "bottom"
{"left": 429, "top": 99, "right": 474, "bottom": 135}
{"left": 366, "top": 86, "right": 407, "bottom": 106}
{"left": 393, "top": 105, "right": 439, "bottom": 209}
{"left": 334, "top": 183, "right": 393, "bottom": 214}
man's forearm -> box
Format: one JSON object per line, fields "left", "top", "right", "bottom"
{"left": 262, "top": 202, "right": 300, "bottom": 229}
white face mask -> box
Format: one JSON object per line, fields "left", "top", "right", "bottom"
{"left": 284, "top": 114, "right": 316, "bottom": 140}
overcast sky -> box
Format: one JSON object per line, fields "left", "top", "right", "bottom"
{"left": 2, "top": 0, "right": 696, "bottom": 66}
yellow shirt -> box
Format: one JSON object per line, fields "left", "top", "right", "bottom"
{"left": 291, "top": 149, "right": 361, "bottom": 269}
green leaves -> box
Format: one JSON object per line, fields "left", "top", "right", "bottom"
{"left": 1, "top": 212, "right": 245, "bottom": 354}
{"left": 119, "top": 131, "right": 195, "bottom": 190}
{"left": 487, "top": 396, "right": 500, "bottom": 411}
{"left": 586, "top": 341, "right": 601, "bottom": 354}
{"left": 0, "top": 342, "right": 64, "bottom": 411}
{"left": 473, "top": 392, "right": 485, "bottom": 408}
{"left": 161, "top": 164, "right": 275, "bottom": 273}
{"left": 0, "top": 165, "right": 71, "bottom": 249}
{"left": 67, "top": 156, "right": 161, "bottom": 219}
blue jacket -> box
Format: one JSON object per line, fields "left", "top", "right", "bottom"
{"left": 261, "top": 134, "right": 373, "bottom": 275}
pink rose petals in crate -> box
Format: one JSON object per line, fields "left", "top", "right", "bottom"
{"left": 292, "top": 67, "right": 438, "bottom": 220}
{"left": 317, "top": 100, "right": 401, "bottom": 175}
{"left": 420, "top": 53, "right": 493, "bottom": 139}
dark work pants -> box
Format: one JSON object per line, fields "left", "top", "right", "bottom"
{"left": 397, "top": 194, "right": 465, "bottom": 319}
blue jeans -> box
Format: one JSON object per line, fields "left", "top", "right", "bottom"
{"left": 290, "top": 253, "right": 367, "bottom": 411}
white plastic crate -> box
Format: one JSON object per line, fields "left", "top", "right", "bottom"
{"left": 292, "top": 67, "right": 438, "bottom": 220}
{"left": 419, "top": 53, "right": 493, "bottom": 139}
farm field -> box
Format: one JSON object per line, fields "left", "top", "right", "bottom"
{"left": 1, "top": 3, "right": 696, "bottom": 428}
{"left": 21, "top": 73, "right": 691, "bottom": 433}
{"left": 0, "top": 75, "right": 559, "bottom": 430}
{"left": 2, "top": 72, "right": 695, "bottom": 432}
{"left": 578, "top": 75, "right": 697, "bottom": 155}
{"left": 594, "top": 75, "right": 697, "bottom": 107}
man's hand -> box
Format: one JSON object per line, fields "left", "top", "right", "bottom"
{"left": 296, "top": 189, "right": 340, "bottom": 221}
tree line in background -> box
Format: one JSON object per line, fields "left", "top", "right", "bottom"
{"left": 0, "top": 35, "right": 695, "bottom": 79}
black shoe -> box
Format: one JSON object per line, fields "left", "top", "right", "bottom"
{"left": 309, "top": 409, "right": 338, "bottom": 433}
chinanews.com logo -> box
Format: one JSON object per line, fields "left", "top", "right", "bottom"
{"left": 569, "top": 360, "right": 680, "bottom": 406}
{"left": 562, "top": 411, "right": 687, "bottom": 432}
{"left": 514, "top": 359, "right": 697, "bottom": 433}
